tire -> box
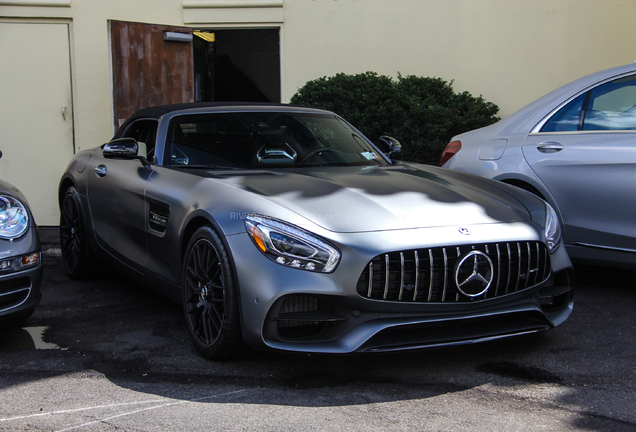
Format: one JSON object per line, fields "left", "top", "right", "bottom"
{"left": 59, "top": 186, "right": 94, "bottom": 280}
{"left": 182, "top": 226, "right": 247, "bottom": 360}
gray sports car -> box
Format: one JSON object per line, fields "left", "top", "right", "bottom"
{"left": 0, "top": 178, "right": 42, "bottom": 323}
{"left": 58, "top": 103, "right": 573, "bottom": 359}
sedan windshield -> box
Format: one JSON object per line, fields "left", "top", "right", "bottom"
{"left": 164, "top": 112, "right": 387, "bottom": 168}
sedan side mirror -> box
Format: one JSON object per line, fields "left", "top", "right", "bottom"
{"left": 103, "top": 137, "right": 150, "bottom": 168}
{"left": 377, "top": 135, "right": 402, "bottom": 162}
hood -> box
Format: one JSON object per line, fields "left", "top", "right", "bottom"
{"left": 220, "top": 164, "right": 532, "bottom": 233}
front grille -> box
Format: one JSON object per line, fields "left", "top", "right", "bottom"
{"left": 356, "top": 241, "right": 550, "bottom": 303}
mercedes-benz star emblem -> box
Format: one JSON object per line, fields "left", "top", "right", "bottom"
{"left": 455, "top": 251, "right": 494, "bottom": 297}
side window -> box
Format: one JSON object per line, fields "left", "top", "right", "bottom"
{"left": 542, "top": 94, "right": 585, "bottom": 132}
{"left": 542, "top": 74, "right": 636, "bottom": 133}
{"left": 121, "top": 119, "right": 158, "bottom": 161}
{"left": 583, "top": 75, "right": 636, "bottom": 130}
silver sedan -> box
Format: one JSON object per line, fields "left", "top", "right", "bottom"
{"left": 442, "top": 63, "right": 636, "bottom": 270}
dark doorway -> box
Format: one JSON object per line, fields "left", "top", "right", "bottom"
{"left": 193, "top": 28, "right": 281, "bottom": 103}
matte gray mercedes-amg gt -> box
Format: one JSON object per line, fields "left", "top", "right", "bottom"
{"left": 58, "top": 103, "right": 573, "bottom": 360}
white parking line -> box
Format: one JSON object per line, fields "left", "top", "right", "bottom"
{"left": 0, "top": 400, "right": 167, "bottom": 423}
{"left": 0, "top": 389, "right": 248, "bottom": 431}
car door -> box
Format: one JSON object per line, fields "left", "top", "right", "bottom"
{"left": 86, "top": 121, "right": 157, "bottom": 268}
{"left": 521, "top": 74, "right": 636, "bottom": 251}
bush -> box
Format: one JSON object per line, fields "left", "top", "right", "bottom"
{"left": 290, "top": 72, "right": 500, "bottom": 165}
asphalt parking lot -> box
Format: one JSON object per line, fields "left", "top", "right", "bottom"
{"left": 0, "top": 229, "right": 635, "bottom": 431}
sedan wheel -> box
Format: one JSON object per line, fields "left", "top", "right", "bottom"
{"left": 183, "top": 226, "right": 246, "bottom": 359}
{"left": 59, "top": 186, "right": 93, "bottom": 279}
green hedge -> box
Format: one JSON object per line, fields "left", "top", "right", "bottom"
{"left": 290, "top": 72, "right": 500, "bottom": 165}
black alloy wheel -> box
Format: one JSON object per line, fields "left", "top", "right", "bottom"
{"left": 183, "top": 226, "right": 245, "bottom": 359}
{"left": 59, "top": 186, "right": 93, "bottom": 279}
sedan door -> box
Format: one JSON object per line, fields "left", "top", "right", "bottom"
{"left": 521, "top": 74, "right": 636, "bottom": 252}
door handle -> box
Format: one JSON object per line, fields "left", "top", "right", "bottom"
{"left": 95, "top": 165, "right": 107, "bottom": 177}
{"left": 537, "top": 142, "right": 563, "bottom": 153}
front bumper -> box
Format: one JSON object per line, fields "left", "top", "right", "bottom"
{"left": 227, "top": 223, "right": 574, "bottom": 353}
{"left": 0, "top": 228, "right": 43, "bottom": 322}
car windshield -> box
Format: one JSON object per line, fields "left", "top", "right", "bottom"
{"left": 164, "top": 111, "right": 387, "bottom": 168}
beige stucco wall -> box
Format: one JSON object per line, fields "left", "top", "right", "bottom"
{"left": 282, "top": 0, "right": 636, "bottom": 117}
{"left": 2, "top": 0, "right": 636, "bottom": 154}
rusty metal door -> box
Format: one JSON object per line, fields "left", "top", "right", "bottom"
{"left": 110, "top": 20, "right": 194, "bottom": 132}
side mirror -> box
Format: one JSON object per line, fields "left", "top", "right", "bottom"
{"left": 103, "top": 137, "right": 150, "bottom": 167}
{"left": 103, "top": 137, "right": 139, "bottom": 157}
{"left": 378, "top": 135, "right": 402, "bottom": 161}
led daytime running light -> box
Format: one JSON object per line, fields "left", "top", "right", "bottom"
{"left": 245, "top": 215, "right": 340, "bottom": 273}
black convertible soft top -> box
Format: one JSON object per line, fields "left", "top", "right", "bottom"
{"left": 115, "top": 102, "right": 315, "bottom": 137}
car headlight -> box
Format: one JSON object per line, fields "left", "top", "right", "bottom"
{"left": 544, "top": 203, "right": 561, "bottom": 253}
{"left": 245, "top": 215, "right": 340, "bottom": 273}
{"left": 0, "top": 195, "right": 29, "bottom": 239}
